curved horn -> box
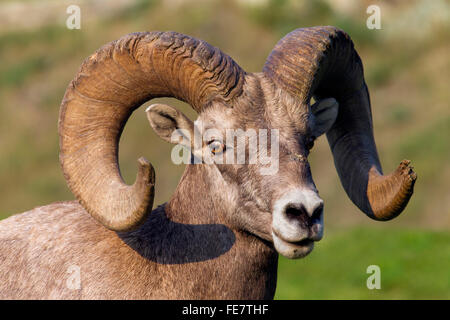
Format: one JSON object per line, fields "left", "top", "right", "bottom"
{"left": 59, "top": 32, "right": 245, "bottom": 231}
{"left": 263, "top": 26, "right": 416, "bottom": 220}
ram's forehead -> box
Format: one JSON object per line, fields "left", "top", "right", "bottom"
{"left": 263, "top": 103, "right": 311, "bottom": 139}
{"left": 195, "top": 104, "right": 238, "bottom": 131}
{"left": 195, "top": 102, "right": 310, "bottom": 138}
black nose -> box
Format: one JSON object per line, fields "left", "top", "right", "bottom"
{"left": 284, "top": 203, "right": 323, "bottom": 227}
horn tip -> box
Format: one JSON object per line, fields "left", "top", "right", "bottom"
{"left": 397, "top": 159, "right": 417, "bottom": 182}
{"left": 369, "top": 159, "right": 417, "bottom": 221}
{"left": 137, "top": 157, "right": 155, "bottom": 185}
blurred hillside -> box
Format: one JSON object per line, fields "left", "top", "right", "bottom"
{"left": 0, "top": 0, "right": 449, "bottom": 299}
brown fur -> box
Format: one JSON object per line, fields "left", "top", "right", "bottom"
{"left": 0, "top": 200, "right": 277, "bottom": 299}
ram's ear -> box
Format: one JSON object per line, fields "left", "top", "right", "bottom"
{"left": 311, "top": 98, "right": 339, "bottom": 137}
{"left": 146, "top": 104, "right": 194, "bottom": 147}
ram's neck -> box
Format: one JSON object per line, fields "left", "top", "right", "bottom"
{"left": 139, "top": 164, "right": 279, "bottom": 299}
{"left": 165, "top": 164, "right": 228, "bottom": 224}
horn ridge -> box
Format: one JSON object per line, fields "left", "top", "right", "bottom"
{"left": 59, "top": 31, "right": 245, "bottom": 231}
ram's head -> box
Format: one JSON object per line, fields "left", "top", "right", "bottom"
{"left": 59, "top": 27, "right": 416, "bottom": 259}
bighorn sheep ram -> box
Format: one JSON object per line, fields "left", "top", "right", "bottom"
{"left": 0, "top": 26, "right": 416, "bottom": 299}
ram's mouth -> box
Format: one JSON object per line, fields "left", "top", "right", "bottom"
{"left": 272, "top": 230, "right": 315, "bottom": 259}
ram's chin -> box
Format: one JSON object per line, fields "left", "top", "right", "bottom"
{"left": 272, "top": 232, "right": 315, "bottom": 259}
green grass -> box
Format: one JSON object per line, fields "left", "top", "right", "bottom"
{"left": 275, "top": 227, "right": 450, "bottom": 299}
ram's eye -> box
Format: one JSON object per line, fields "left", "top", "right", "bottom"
{"left": 208, "top": 140, "right": 225, "bottom": 154}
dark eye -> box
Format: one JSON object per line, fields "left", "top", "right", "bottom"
{"left": 208, "top": 140, "right": 225, "bottom": 154}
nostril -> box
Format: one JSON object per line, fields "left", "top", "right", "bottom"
{"left": 283, "top": 201, "right": 323, "bottom": 227}
{"left": 284, "top": 205, "right": 309, "bottom": 224}
{"left": 311, "top": 203, "right": 324, "bottom": 220}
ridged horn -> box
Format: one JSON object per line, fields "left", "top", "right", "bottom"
{"left": 263, "top": 26, "right": 416, "bottom": 220}
{"left": 59, "top": 32, "right": 245, "bottom": 231}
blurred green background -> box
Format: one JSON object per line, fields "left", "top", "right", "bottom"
{"left": 0, "top": 0, "right": 448, "bottom": 299}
